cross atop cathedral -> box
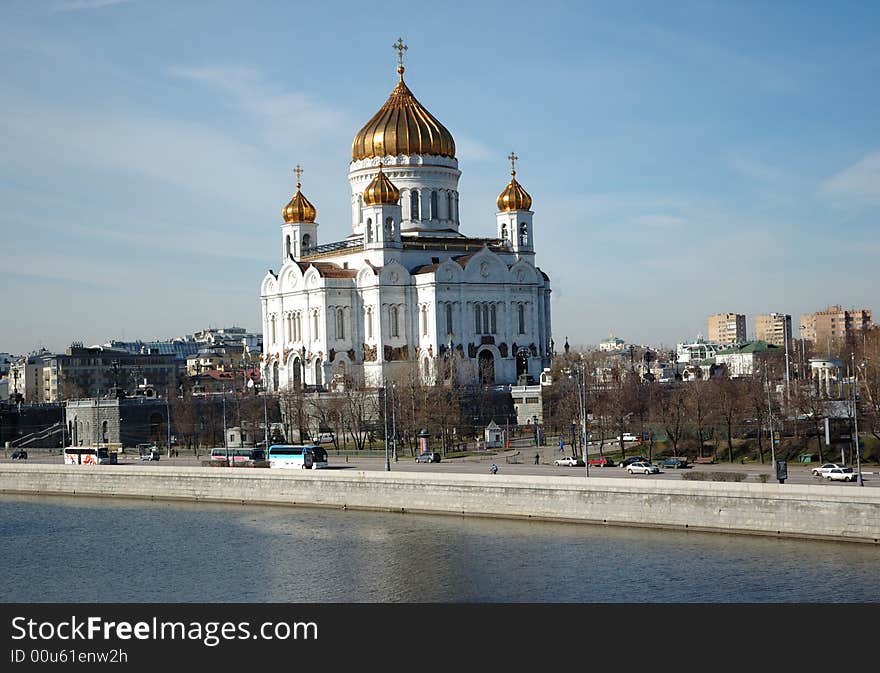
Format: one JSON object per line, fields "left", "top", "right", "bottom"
{"left": 393, "top": 37, "right": 407, "bottom": 74}
{"left": 508, "top": 151, "right": 518, "bottom": 176}
{"left": 294, "top": 164, "right": 303, "bottom": 189}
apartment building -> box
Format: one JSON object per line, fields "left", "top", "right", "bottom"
{"left": 707, "top": 313, "right": 746, "bottom": 346}
{"left": 754, "top": 313, "right": 792, "bottom": 347}
{"left": 800, "top": 305, "right": 873, "bottom": 347}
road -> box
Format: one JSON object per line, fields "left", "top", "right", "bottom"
{"left": 4, "top": 445, "right": 875, "bottom": 487}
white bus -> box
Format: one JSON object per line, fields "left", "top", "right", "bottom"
{"left": 267, "top": 445, "right": 315, "bottom": 469}
{"left": 64, "top": 447, "right": 117, "bottom": 465}
{"left": 209, "top": 448, "right": 266, "bottom": 466}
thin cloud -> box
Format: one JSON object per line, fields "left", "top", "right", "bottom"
{"left": 53, "top": 0, "right": 135, "bottom": 12}
{"left": 820, "top": 151, "right": 880, "bottom": 207}
{"left": 167, "top": 65, "right": 346, "bottom": 146}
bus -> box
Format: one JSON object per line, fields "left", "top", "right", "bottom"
{"left": 209, "top": 448, "right": 266, "bottom": 466}
{"left": 307, "top": 445, "right": 328, "bottom": 469}
{"left": 64, "top": 447, "right": 117, "bottom": 465}
{"left": 267, "top": 445, "right": 315, "bottom": 470}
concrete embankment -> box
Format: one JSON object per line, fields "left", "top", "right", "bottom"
{"left": 1, "top": 464, "right": 878, "bottom": 544}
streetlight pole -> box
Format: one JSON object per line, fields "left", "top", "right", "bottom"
{"left": 391, "top": 382, "right": 398, "bottom": 463}
{"left": 165, "top": 388, "right": 171, "bottom": 458}
{"left": 383, "top": 380, "right": 390, "bottom": 471}
{"left": 852, "top": 352, "right": 864, "bottom": 487}
{"left": 222, "top": 390, "right": 229, "bottom": 466}
{"left": 263, "top": 390, "right": 269, "bottom": 451}
{"left": 766, "top": 370, "right": 775, "bottom": 475}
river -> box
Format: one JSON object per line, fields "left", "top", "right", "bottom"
{"left": 1, "top": 495, "right": 877, "bottom": 602}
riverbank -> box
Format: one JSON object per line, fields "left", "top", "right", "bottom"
{"left": 1, "top": 464, "right": 878, "bottom": 544}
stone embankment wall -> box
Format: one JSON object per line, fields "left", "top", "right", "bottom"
{"left": 1, "top": 465, "right": 878, "bottom": 543}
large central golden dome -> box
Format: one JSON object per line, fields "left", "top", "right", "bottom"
{"left": 351, "top": 68, "right": 456, "bottom": 162}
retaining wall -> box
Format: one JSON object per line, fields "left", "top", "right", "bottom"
{"left": 1, "top": 465, "right": 878, "bottom": 543}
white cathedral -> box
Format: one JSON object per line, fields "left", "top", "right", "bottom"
{"left": 260, "top": 42, "right": 552, "bottom": 392}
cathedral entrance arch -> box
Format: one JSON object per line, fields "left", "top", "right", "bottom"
{"left": 516, "top": 349, "right": 530, "bottom": 379}
{"left": 478, "top": 350, "right": 495, "bottom": 386}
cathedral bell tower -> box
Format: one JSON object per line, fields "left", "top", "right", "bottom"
{"left": 362, "top": 163, "right": 402, "bottom": 256}
{"left": 496, "top": 152, "right": 534, "bottom": 260}
{"left": 281, "top": 165, "right": 318, "bottom": 262}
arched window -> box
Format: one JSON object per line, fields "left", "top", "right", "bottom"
{"left": 385, "top": 217, "right": 394, "bottom": 239}
{"left": 518, "top": 303, "right": 525, "bottom": 335}
{"left": 366, "top": 308, "right": 374, "bottom": 340}
{"left": 447, "top": 192, "right": 454, "bottom": 222}
{"left": 446, "top": 303, "right": 453, "bottom": 336}
{"left": 312, "top": 310, "right": 319, "bottom": 340}
{"left": 501, "top": 223, "right": 508, "bottom": 241}
{"left": 421, "top": 305, "right": 428, "bottom": 336}
{"left": 490, "top": 304, "right": 497, "bottom": 334}
{"left": 101, "top": 420, "right": 108, "bottom": 442}
{"left": 315, "top": 359, "right": 323, "bottom": 386}
{"left": 270, "top": 315, "right": 277, "bottom": 344}
{"left": 366, "top": 218, "right": 373, "bottom": 243}
{"left": 482, "top": 305, "right": 490, "bottom": 334}
{"left": 336, "top": 308, "right": 345, "bottom": 340}
{"left": 410, "top": 190, "right": 420, "bottom": 220}
{"left": 285, "top": 235, "right": 292, "bottom": 258}
{"left": 474, "top": 305, "right": 481, "bottom": 334}
{"left": 302, "top": 233, "right": 311, "bottom": 253}
{"left": 390, "top": 306, "right": 399, "bottom": 338}
{"left": 430, "top": 191, "right": 438, "bottom": 220}
{"left": 519, "top": 223, "right": 528, "bottom": 246}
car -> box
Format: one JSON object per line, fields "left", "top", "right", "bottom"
{"left": 825, "top": 467, "right": 857, "bottom": 482}
{"left": 660, "top": 457, "right": 688, "bottom": 469}
{"left": 554, "top": 456, "right": 583, "bottom": 467}
{"left": 588, "top": 456, "right": 615, "bottom": 467}
{"left": 619, "top": 456, "right": 648, "bottom": 468}
{"left": 10, "top": 449, "right": 28, "bottom": 460}
{"left": 626, "top": 461, "right": 660, "bottom": 475}
{"left": 415, "top": 452, "right": 441, "bottom": 463}
{"left": 615, "top": 433, "right": 639, "bottom": 443}
{"left": 811, "top": 463, "right": 845, "bottom": 477}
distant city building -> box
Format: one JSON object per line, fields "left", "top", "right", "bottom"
{"left": 598, "top": 333, "right": 627, "bottom": 352}
{"left": 45, "top": 345, "right": 178, "bottom": 402}
{"left": 675, "top": 338, "right": 724, "bottom": 364}
{"left": 707, "top": 313, "right": 746, "bottom": 345}
{"left": 510, "top": 383, "right": 543, "bottom": 426}
{"left": 714, "top": 340, "right": 781, "bottom": 378}
{"left": 799, "top": 305, "right": 873, "bottom": 348}
{"left": 754, "top": 313, "right": 792, "bottom": 347}
{"left": 103, "top": 339, "right": 201, "bottom": 363}
{"left": 8, "top": 349, "right": 52, "bottom": 402}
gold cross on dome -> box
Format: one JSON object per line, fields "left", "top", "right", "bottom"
{"left": 393, "top": 37, "right": 408, "bottom": 72}
{"left": 508, "top": 151, "right": 518, "bottom": 176}
{"left": 294, "top": 165, "right": 303, "bottom": 188}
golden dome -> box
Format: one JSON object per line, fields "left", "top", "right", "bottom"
{"left": 496, "top": 171, "right": 532, "bottom": 212}
{"left": 282, "top": 168, "right": 317, "bottom": 223}
{"left": 362, "top": 164, "right": 401, "bottom": 206}
{"left": 351, "top": 67, "right": 456, "bottom": 162}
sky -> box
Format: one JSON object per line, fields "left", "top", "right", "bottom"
{"left": 2, "top": 0, "right": 878, "bottom": 355}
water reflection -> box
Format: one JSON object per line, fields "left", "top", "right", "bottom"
{"left": 0, "top": 495, "right": 877, "bottom": 603}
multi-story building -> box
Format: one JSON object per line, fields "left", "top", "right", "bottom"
{"left": 800, "top": 305, "right": 873, "bottom": 347}
{"left": 754, "top": 313, "right": 792, "bottom": 347}
{"left": 259, "top": 43, "right": 552, "bottom": 391}
{"left": 707, "top": 313, "right": 746, "bottom": 345}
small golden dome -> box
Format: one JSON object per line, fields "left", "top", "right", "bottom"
{"left": 362, "top": 164, "right": 401, "bottom": 206}
{"left": 351, "top": 70, "right": 455, "bottom": 162}
{"left": 282, "top": 168, "right": 317, "bottom": 223}
{"left": 496, "top": 172, "right": 532, "bottom": 212}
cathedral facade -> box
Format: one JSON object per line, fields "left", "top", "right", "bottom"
{"left": 260, "top": 44, "right": 552, "bottom": 391}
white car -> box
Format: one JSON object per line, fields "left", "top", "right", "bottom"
{"left": 554, "top": 456, "right": 583, "bottom": 467}
{"left": 626, "top": 461, "right": 659, "bottom": 475}
{"left": 825, "top": 467, "right": 857, "bottom": 482}
{"left": 811, "top": 463, "right": 845, "bottom": 477}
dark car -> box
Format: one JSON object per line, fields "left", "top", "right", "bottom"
{"left": 661, "top": 457, "right": 688, "bottom": 469}
{"left": 618, "top": 456, "right": 647, "bottom": 468}
{"left": 415, "top": 452, "right": 441, "bottom": 463}
{"left": 11, "top": 449, "right": 28, "bottom": 460}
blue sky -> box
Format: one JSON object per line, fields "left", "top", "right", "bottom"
{"left": 2, "top": 0, "right": 878, "bottom": 355}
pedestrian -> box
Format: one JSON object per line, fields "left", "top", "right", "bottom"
{"left": 534, "top": 452, "right": 540, "bottom": 465}
{"left": 558, "top": 438, "right": 564, "bottom": 453}
{"left": 490, "top": 463, "right": 498, "bottom": 475}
